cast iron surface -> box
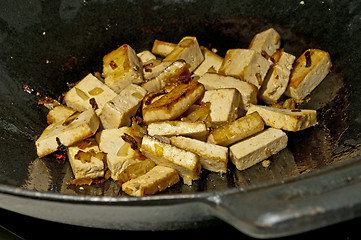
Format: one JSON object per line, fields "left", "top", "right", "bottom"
{"left": 0, "top": 0, "right": 361, "bottom": 237}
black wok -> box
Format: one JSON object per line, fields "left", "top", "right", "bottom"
{"left": 1, "top": 0, "right": 361, "bottom": 238}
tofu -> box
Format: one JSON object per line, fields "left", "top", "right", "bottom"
{"left": 140, "top": 135, "right": 201, "bottom": 183}
{"left": 163, "top": 36, "right": 204, "bottom": 72}
{"left": 67, "top": 139, "right": 105, "bottom": 179}
{"left": 36, "top": 109, "right": 100, "bottom": 157}
{"left": 249, "top": 28, "right": 281, "bottom": 56}
{"left": 218, "top": 49, "right": 271, "bottom": 89}
{"left": 137, "top": 50, "right": 156, "bottom": 63}
{"left": 147, "top": 121, "right": 209, "bottom": 141}
{"left": 285, "top": 49, "right": 332, "bottom": 100}
{"left": 64, "top": 73, "right": 117, "bottom": 115}
{"left": 193, "top": 47, "right": 223, "bottom": 76}
{"left": 151, "top": 40, "right": 177, "bottom": 57}
{"left": 142, "top": 81, "right": 205, "bottom": 123}
{"left": 259, "top": 50, "right": 296, "bottom": 104}
{"left": 100, "top": 84, "right": 147, "bottom": 129}
{"left": 95, "top": 127, "right": 139, "bottom": 156}
{"left": 247, "top": 104, "right": 317, "bottom": 131}
{"left": 207, "top": 111, "right": 265, "bottom": 146}
{"left": 229, "top": 128, "right": 288, "bottom": 171}
{"left": 198, "top": 72, "right": 258, "bottom": 110}
{"left": 103, "top": 44, "right": 144, "bottom": 93}
{"left": 122, "top": 165, "right": 180, "bottom": 197}
{"left": 201, "top": 88, "right": 241, "bottom": 128}
{"left": 170, "top": 136, "right": 228, "bottom": 173}
{"left": 46, "top": 105, "right": 76, "bottom": 125}
{"left": 142, "top": 59, "right": 191, "bottom": 93}
{"left": 143, "top": 60, "right": 168, "bottom": 81}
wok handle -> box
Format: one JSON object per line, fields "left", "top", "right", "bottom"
{"left": 205, "top": 157, "right": 361, "bottom": 238}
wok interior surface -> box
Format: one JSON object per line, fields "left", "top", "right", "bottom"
{"left": 0, "top": 0, "right": 361, "bottom": 198}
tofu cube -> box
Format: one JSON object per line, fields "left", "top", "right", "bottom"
{"left": 207, "top": 111, "right": 265, "bottom": 146}
{"left": 137, "top": 50, "right": 156, "bottom": 63}
{"left": 198, "top": 72, "right": 258, "bottom": 110}
{"left": 193, "top": 47, "right": 223, "bottom": 76}
{"left": 218, "top": 49, "right": 271, "bottom": 89}
{"left": 100, "top": 84, "right": 147, "bottom": 129}
{"left": 201, "top": 88, "right": 241, "bottom": 128}
{"left": 249, "top": 28, "right": 281, "bottom": 56}
{"left": 147, "top": 121, "right": 209, "bottom": 141}
{"left": 163, "top": 36, "right": 204, "bottom": 72}
{"left": 151, "top": 39, "right": 177, "bottom": 57}
{"left": 64, "top": 73, "right": 117, "bottom": 115}
{"left": 230, "top": 128, "right": 288, "bottom": 171}
{"left": 36, "top": 108, "right": 100, "bottom": 157}
{"left": 46, "top": 105, "right": 76, "bottom": 125}
{"left": 140, "top": 135, "right": 201, "bottom": 184}
{"left": 247, "top": 104, "right": 317, "bottom": 131}
{"left": 170, "top": 136, "right": 228, "bottom": 173}
{"left": 142, "top": 81, "right": 205, "bottom": 123}
{"left": 103, "top": 44, "right": 144, "bottom": 93}
{"left": 259, "top": 50, "right": 296, "bottom": 104}
{"left": 122, "top": 165, "right": 180, "bottom": 197}
{"left": 285, "top": 49, "right": 332, "bottom": 100}
{"left": 67, "top": 139, "right": 105, "bottom": 179}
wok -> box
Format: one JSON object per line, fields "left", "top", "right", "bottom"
{"left": 1, "top": 0, "right": 361, "bottom": 238}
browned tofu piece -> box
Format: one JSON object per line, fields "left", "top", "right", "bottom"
{"left": 122, "top": 165, "right": 180, "bottom": 197}
{"left": 151, "top": 40, "right": 177, "bottom": 57}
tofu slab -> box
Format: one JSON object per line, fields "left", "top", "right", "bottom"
{"left": 151, "top": 40, "right": 177, "bottom": 57}
{"left": 47, "top": 105, "right": 76, "bottom": 125}
{"left": 67, "top": 139, "right": 105, "bottom": 179}
{"left": 218, "top": 49, "right": 271, "bottom": 89}
{"left": 230, "top": 128, "right": 288, "bottom": 171}
{"left": 36, "top": 109, "right": 99, "bottom": 157}
{"left": 247, "top": 104, "right": 317, "bottom": 131}
{"left": 207, "top": 111, "right": 264, "bottom": 146}
{"left": 64, "top": 73, "right": 117, "bottom": 115}
{"left": 170, "top": 136, "right": 228, "bottom": 173}
{"left": 163, "top": 36, "right": 204, "bottom": 72}
{"left": 285, "top": 49, "right": 332, "bottom": 100}
{"left": 140, "top": 135, "right": 201, "bottom": 183}
{"left": 198, "top": 72, "right": 258, "bottom": 110}
{"left": 201, "top": 88, "right": 241, "bottom": 128}
{"left": 103, "top": 44, "right": 144, "bottom": 93}
{"left": 249, "top": 28, "right": 281, "bottom": 56}
{"left": 122, "top": 165, "right": 180, "bottom": 197}
{"left": 100, "top": 84, "right": 147, "bottom": 129}
{"left": 147, "top": 121, "right": 209, "bottom": 141}
{"left": 142, "top": 81, "right": 205, "bottom": 123}
{"left": 193, "top": 47, "right": 223, "bottom": 76}
{"left": 259, "top": 50, "right": 296, "bottom": 104}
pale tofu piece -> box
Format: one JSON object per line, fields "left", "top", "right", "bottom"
{"left": 198, "top": 72, "right": 258, "bottom": 110}
{"left": 163, "top": 36, "right": 204, "bottom": 72}
{"left": 36, "top": 109, "right": 100, "bottom": 158}
{"left": 67, "top": 139, "right": 105, "bottom": 179}
{"left": 46, "top": 105, "right": 76, "bottom": 125}
{"left": 64, "top": 73, "right": 117, "bottom": 115}
{"left": 259, "top": 50, "right": 296, "bottom": 104}
{"left": 142, "top": 59, "right": 191, "bottom": 93}
{"left": 207, "top": 111, "right": 265, "bottom": 146}
{"left": 193, "top": 47, "right": 223, "bottom": 76}
{"left": 247, "top": 104, "right": 317, "bottom": 131}
{"left": 230, "top": 128, "right": 288, "bottom": 171}
{"left": 249, "top": 28, "right": 281, "bottom": 56}
{"left": 103, "top": 44, "right": 144, "bottom": 93}
{"left": 170, "top": 136, "right": 228, "bottom": 173}
{"left": 285, "top": 49, "right": 332, "bottom": 100}
{"left": 147, "top": 121, "right": 209, "bottom": 141}
{"left": 100, "top": 84, "right": 147, "bottom": 129}
{"left": 143, "top": 60, "right": 168, "bottom": 81}
{"left": 140, "top": 135, "right": 201, "bottom": 183}
{"left": 151, "top": 40, "right": 177, "bottom": 57}
{"left": 201, "top": 88, "right": 241, "bottom": 128}
{"left": 95, "top": 127, "right": 139, "bottom": 156}
{"left": 117, "top": 158, "right": 156, "bottom": 184}
{"left": 122, "top": 165, "right": 180, "bottom": 197}
{"left": 137, "top": 50, "right": 156, "bottom": 63}
{"left": 218, "top": 49, "right": 271, "bottom": 89}
{"left": 142, "top": 81, "right": 205, "bottom": 123}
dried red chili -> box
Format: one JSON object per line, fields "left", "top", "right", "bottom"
{"left": 305, "top": 50, "right": 312, "bottom": 67}
{"left": 89, "top": 98, "right": 98, "bottom": 110}
{"left": 121, "top": 133, "right": 138, "bottom": 150}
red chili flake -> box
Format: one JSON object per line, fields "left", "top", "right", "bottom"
{"left": 22, "top": 83, "right": 35, "bottom": 94}
{"left": 275, "top": 75, "right": 279, "bottom": 80}
{"left": 92, "top": 177, "right": 107, "bottom": 184}
{"left": 89, "top": 98, "right": 98, "bottom": 110}
{"left": 305, "top": 50, "right": 312, "bottom": 67}
{"left": 121, "top": 133, "right": 138, "bottom": 150}
{"left": 110, "top": 60, "right": 117, "bottom": 69}
{"left": 37, "top": 95, "right": 55, "bottom": 105}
